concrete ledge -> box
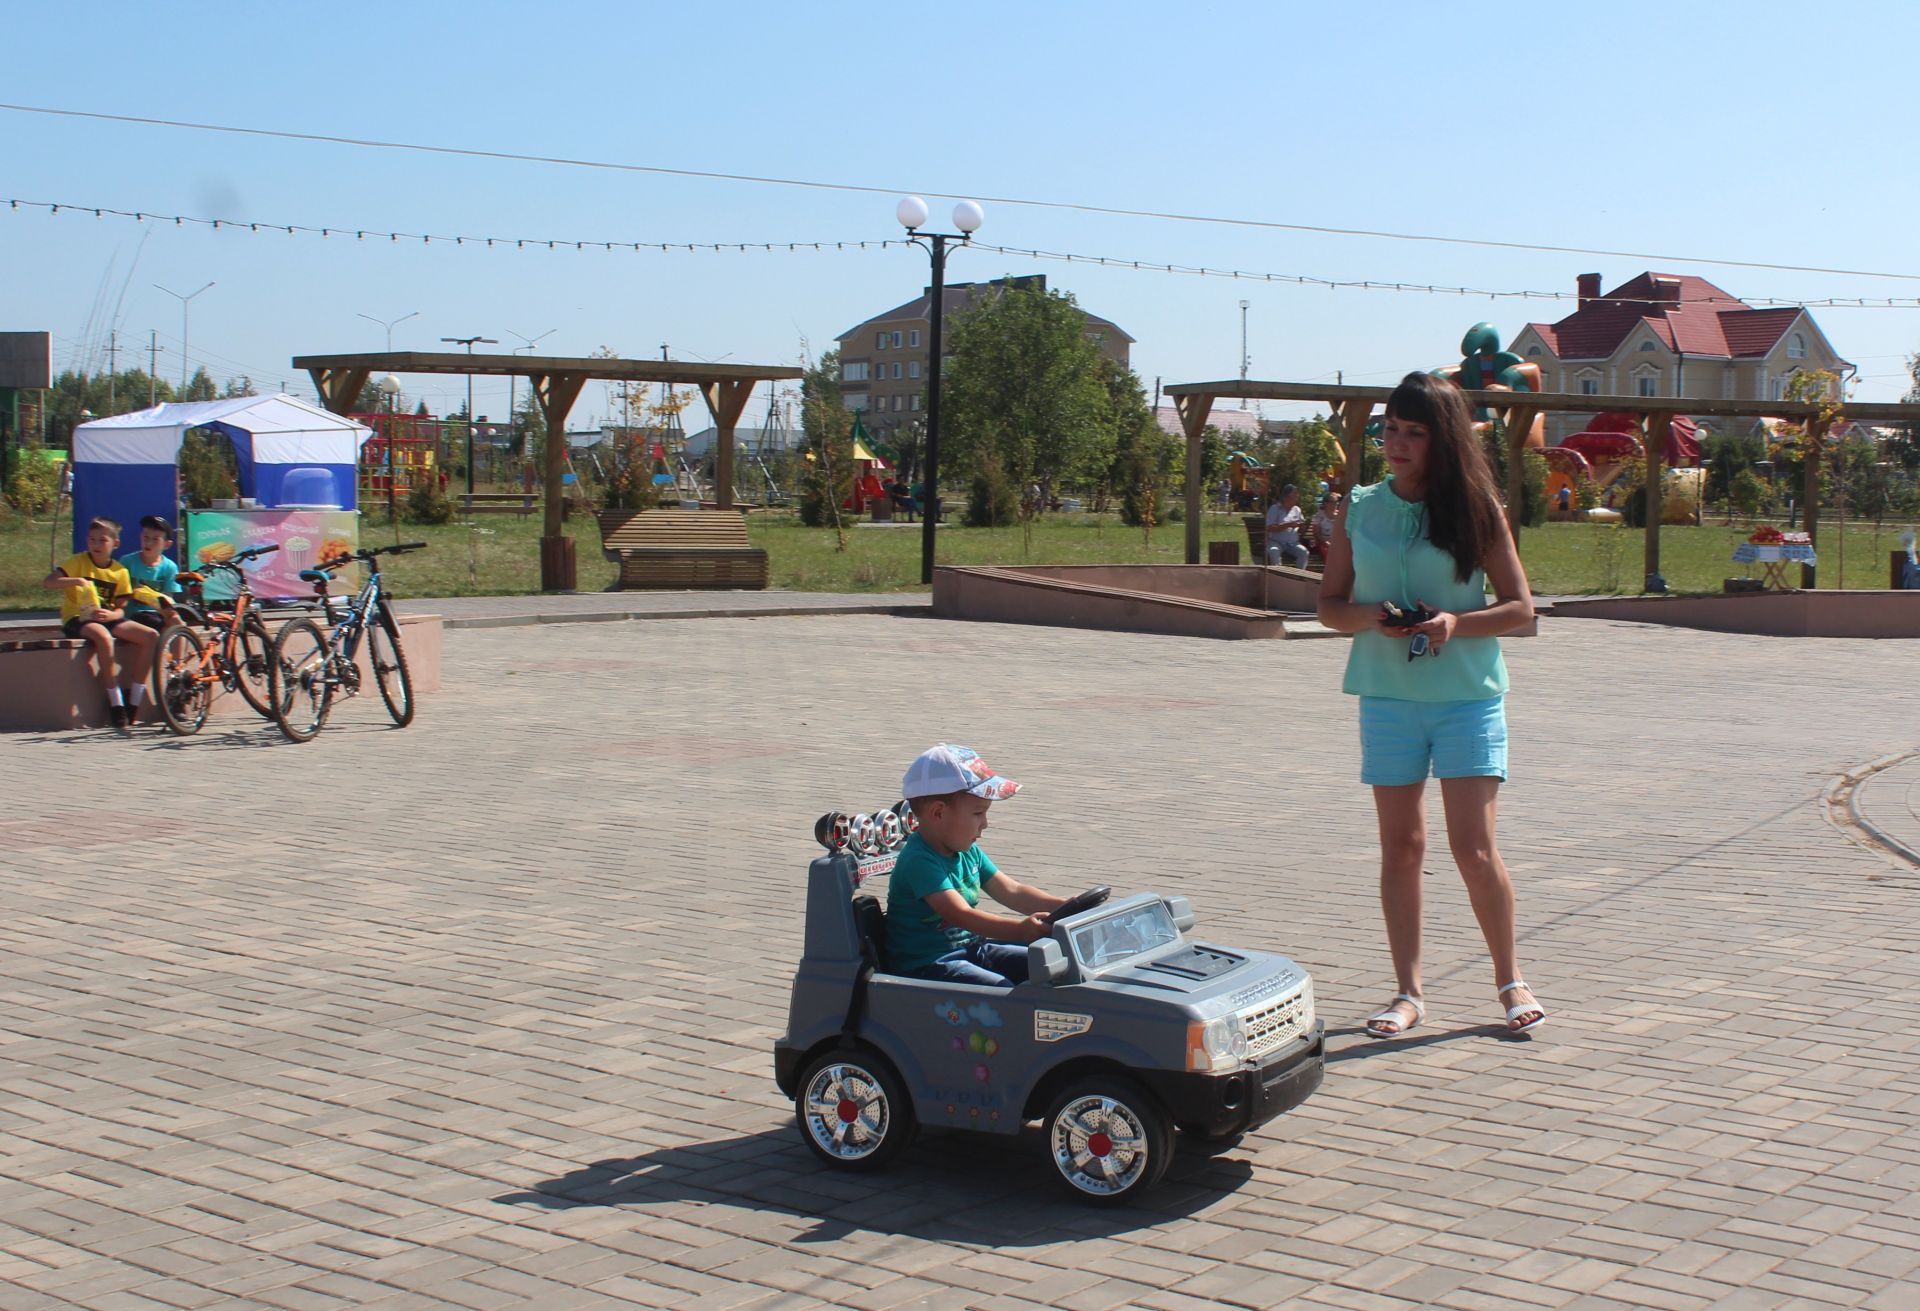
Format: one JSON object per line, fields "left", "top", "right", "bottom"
{"left": 933, "top": 565, "right": 1303, "bottom": 640}
{"left": 1551, "top": 590, "right": 1920, "bottom": 638}
{"left": 0, "top": 614, "right": 442, "bottom": 732}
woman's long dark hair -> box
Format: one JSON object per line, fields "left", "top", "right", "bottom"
{"left": 1385, "top": 371, "right": 1505, "bottom": 583}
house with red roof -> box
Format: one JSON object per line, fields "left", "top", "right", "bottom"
{"left": 1510, "top": 273, "right": 1852, "bottom": 442}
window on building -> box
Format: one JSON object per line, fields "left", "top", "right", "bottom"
{"left": 909, "top": 329, "right": 921, "bottom": 348}
{"left": 1788, "top": 332, "right": 1807, "bottom": 359}
{"left": 909, "top": 361, "right": 920, "bottom": 379}
{"left": 1525, "top": 345, "right": 1542, "bottom": 356}
{"left": 1578, "top": 374, "right": 1601, "bottom": 395}
{"left": 875, "top": 332, "right": 886, "bottom": 351}
{"left": 1639, "top": 340, "right": 1658, "bottom": 352}
{"left": 842, "top": 393, "right": 869, "bottom": 412}
{"left": 890, "top": 331, "right": 902, "bottom": 348}
{"left": 841, "top": 362, "right": 869, "bottom": 383}
{"left": 893, "top": 395, "right": 904, "bottom": 412}
{"left": 890, "top": 362, "right": 901, "bottom": 379}
{"left": 1636, "top": 372, "right": 1658, "bottom": 397}
{"left": 909, "top": 394, "right": 920, "bottom": 411}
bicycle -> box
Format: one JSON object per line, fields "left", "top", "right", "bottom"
{"left": 150, "top": 543, "right": 284, "bottom": 735}
{"left": 268, "top": 542, "right": 427, "bottom": 742}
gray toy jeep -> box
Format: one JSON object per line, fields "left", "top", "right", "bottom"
{"left": 774, "top": 805, "right": 1326, "bottom": 1203}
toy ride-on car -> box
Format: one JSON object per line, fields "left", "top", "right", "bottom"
{"left": 774, "top": 805, "right": 1326, "bottom": 1203}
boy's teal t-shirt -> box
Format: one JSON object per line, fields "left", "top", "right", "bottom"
{"left": 118, "top": 551, "right": 181, "bottom": 615}
{"left": 885, "top": 831, "right": 999, "bottom": 973}
{"left": 1340, "top": 479, "right": 1509, "bottom": 702}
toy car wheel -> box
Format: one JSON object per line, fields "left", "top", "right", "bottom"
{"left": 1044, "top": 1075, "right": 1172, "bottom": 1203}
{"left": 795, "top": 1050, "right": 915, "bottom": 1171}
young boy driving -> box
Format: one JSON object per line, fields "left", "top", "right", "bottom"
{"left": 885, "top": 744, "right": 1068, "bottom": 986}
{"left": 43, "top": 516, "right": 166, "bottom": 734}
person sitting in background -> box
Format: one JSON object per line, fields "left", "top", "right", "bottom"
{"left": 1265, "top": 484, "right": 1309, "bottom": 568}
{"left": 1310, "top": 492, "right": 1342, "bottom": 562}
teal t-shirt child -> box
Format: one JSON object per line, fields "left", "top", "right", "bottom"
{"left": 885, "top": 832, "right": 1000, "bottom": 973}
{"left": 118, "top": 550, "right": 181, "bottom": 615}
{"left": 1340, "top": 479, "right": 1509, "bottom": 702}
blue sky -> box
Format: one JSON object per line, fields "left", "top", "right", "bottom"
{"left": 6, "top": 0, "right": 1918, "bottom": 426}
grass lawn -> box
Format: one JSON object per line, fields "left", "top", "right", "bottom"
{"left": 4, "top": 505, "right": 1914, "bottom": 610}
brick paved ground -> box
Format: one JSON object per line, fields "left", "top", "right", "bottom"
{"left": 2, "top": 613, "right": 1916, "bottom": 1310}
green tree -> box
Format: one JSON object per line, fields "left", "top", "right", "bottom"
{"left": 942, "top": 284, "right": 1110, "bottom": 505}
{"left": 798, "top": 350, "right": 851, "bottom": 541}
{"left": 180, "top": 368, "right": 218, "bottom": 402}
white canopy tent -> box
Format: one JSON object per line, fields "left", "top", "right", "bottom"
{"left": 71, "top": 394, "right": 370, "bottom": 550}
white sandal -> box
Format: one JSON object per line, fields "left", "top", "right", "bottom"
{"left": 1500, "top": 981, "right": 1547, "bottom": 1034}
{"left": 1365, "top": 993, "right": 1425, "bottom": 1039}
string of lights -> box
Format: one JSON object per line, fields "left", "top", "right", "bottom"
{"left": 6, "top": 100, "right": 1919, "bottom": 283}
{"left": 3, "top": 196, "right": 906, "bottom": 254}
{"left": 11, "top": 193, "right": 1920, "bottom": 312}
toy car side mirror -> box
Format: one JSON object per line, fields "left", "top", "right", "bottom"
{"left": 1163, "top": 896, "right": 1196, "bottom": 934}
{"left": 1028, "top": 938, "right": 1070, "bottom": 986}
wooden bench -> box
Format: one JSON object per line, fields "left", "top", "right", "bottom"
{"left": 1244, "top": 514, "right": 1325, "bottom": 572}
{"left": 461, "top": 493, "right": 539, "bottom": 515}
{"left": 596, "top": 508, "right": 770, "bottom": 590}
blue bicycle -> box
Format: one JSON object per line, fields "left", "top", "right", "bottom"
{"left": 268, "top": 542, "right": 426, "bottom": 742}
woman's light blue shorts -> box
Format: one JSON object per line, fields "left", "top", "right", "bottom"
{"left": 1358, "top": 695, "right": 1507, "bottom": 786}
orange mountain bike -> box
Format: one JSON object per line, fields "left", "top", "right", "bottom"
{"left": 151, "top": 543, "right": 283, "bottom": 735}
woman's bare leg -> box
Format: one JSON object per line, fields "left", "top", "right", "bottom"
{"left": 1369, "top": 781, "right": 1428, "bottom": 1033}
{"left": 1439, "top": 774, "right": 1541, "bottom": 1028}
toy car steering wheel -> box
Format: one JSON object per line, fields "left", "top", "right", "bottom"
{"left": 1046, "top": 886, "right": 1111, "bottom": 925}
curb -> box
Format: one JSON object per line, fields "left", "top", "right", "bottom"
{"left": 436, "top": 604, "right": 929, "bottom": 631}
{"left": 1826, "top": 750, "right": 1920, "bottom": 869}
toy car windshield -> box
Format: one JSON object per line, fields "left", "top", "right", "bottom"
{"left": 1068, "top": 900, "right": 1180, "bottom": 969}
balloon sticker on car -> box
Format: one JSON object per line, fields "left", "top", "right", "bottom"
{"left": 1035, "top": 1011, "right": 1093, "bottom": 1043}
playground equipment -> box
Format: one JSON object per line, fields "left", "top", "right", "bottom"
{"left": 1226, "top": 451, "right": 1267, "bottom": 508}
{"left": 1435, "top": 323, "right": 1546, "bottom": 448}
{"left": 354, "top": 412, "right": 442, "bottom": 503}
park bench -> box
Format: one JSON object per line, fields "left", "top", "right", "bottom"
{"left": 596, "top": 507, "right": 770, "bottom": 590}
{"left": 461, "top": 493, "right": 539, "bottom": 515}
{"left": 1243, "top": 514, "right": 1324, "bottom": 572}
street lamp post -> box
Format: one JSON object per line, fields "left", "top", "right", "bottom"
{"left": 441, "top": 335, "right": 498, "bottom": 502}
{"left": 377, "top": 374, "right": 403, "bottom": 532}
{"left": 153, "top": 281, "right": 215, "bottom": 392}
{"left": 358, "top": 310, "right": 420, "bottom": 353}
{"left": 507, "top": 330, "right": 556, "bottom": 478}
{"left": 897, "top": 196, "right": 984, "bottom": 585}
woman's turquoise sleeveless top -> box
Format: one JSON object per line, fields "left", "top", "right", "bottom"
{"left": 1340, "top": 479, "right": 1509, "bottom": 702}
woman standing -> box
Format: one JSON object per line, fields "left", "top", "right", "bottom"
{"left": 1316, "top": 372, "right": 1545, "bottom": 1038}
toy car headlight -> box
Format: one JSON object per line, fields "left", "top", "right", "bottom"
{"left": 1187, "top": 1016, "right": 1247, "bottom": 1072}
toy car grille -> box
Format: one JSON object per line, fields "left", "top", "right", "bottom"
{"left": 1241, "top": 980, "right": 1313, "bottom": 1059}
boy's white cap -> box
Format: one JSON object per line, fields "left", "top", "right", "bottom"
{"left": 901, "top": 743, "right": 1021, "bottom": 801}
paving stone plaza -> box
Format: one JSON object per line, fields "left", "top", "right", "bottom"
{"left": 3, "top": 605, "right": 1917, "bottom": 1310}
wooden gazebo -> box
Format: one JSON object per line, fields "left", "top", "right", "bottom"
{"left": 295, "top": 351, "right": 801, "bottom": 590}
{"left": 1164, "top": 380, "right": 1920, "bottom": 589}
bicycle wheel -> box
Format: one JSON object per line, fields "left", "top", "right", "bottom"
{"left": 369, "top": 605, "right": 415, "bottom": 727}
{"left": 153, "top": 625, "right": 210, "bottom": 736}
{"left": 233, "top": 611, "right": 277, "bottom": 719}
{"left": 270, "top": 617, "right": 334, "bottom": 743}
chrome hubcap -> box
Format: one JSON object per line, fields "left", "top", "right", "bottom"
{"left": 1051, "top": 1095, "right": 1149, "bottom": 1195}
{"left": 802, "top": 1063, "right": 890, "bottom": 1160}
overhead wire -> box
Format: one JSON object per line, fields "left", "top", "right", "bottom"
{"left": 9, "top": 194, "right": 1920, "bottom": 312}
{"left": 5, "top": 100, "right": 1918, "bottom": 283}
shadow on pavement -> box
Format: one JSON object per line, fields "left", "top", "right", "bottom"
{"left": 497, "top": 1124, "right": 1256, "bottom": 1245}
{"left": 1323, "top": 1021, "right": 1523, "bottom": 1062}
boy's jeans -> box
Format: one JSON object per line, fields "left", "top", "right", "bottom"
{"left": 908, "top": 941, "right": 1031, "bottom": 987}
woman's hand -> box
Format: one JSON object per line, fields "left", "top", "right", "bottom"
{"left": 1410, "top": 602, "right": 1457, "bottom": 652}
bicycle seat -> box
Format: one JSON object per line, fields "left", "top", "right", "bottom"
{"left": 299, "top": 569, "right": 333, "bottom": 585}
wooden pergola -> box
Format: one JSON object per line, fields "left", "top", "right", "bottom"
{"left": 294, "top": 351, "right": 802, "bottom": 590}
{"left": 1164, "top": 380, "right": 1920, "bottom": 589}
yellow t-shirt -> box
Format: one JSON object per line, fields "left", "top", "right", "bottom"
{"left": 57, "top": 552, "right": 161, "bottom": 624}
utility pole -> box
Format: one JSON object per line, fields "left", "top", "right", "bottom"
{"left": 149, "top": 331, "right": 160, "bottom": 405}
{"left": 1239, "top": 300, "right": 1249, "bottom": 397}
{"left": 154, "top": 281, "right": 214, "bottom": 392}
{"left": 108, "top": 331, "right": 117, "bottom": 411}
{"left": 440, "top": 335, "right": 497, "bottom": 501}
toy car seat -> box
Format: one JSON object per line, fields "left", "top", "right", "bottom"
{"left": 851, "top": 895, "right": 888, "bottom": 972}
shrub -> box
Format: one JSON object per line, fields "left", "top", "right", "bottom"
{"left": 5, "top": 449, "right": 60, "bottom": 515}
{"left": 178, "top": 428, "right": 238, "bottom": 507}
{"left": 402, "top": 478, "right": 454, "bottom": 525}
{"left": 965, "top": 460, "right": 1018, "bottom": 528}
